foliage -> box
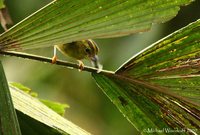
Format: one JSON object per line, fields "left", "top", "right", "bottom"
{"left": 0, "top": 62, "right": 21, "bottom": 135}
{"left": 0, "top": 0, "right": 5, "bottom": 9}
{"left": 9, "top": 84, "right": 90, "bottom": 135}
{"left": 93, "top": 20, "right": 200, "bottom": 134}
{"left": 0, "top": 0, "right": 199, "bottom": 135}
{"left": 0, "top": 0, "right": 193, "bottom": 50}
{"left": 10, "top": 82, "right": 69, "bottom": 116}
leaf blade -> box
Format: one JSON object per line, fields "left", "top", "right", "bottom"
{"left": 9, "top": 85, "right": 91, "bottom": 135}
{"left": 117, "top": 19, "right": 200, "bottom": 104}
{"left": 0, "top": 61, "right": 22, "bottom": 135}
{"left": 0, "top": 0, "right": 193, "bottom": 50}
{"left": 93, "top": 74, "right": 167, "bottom": 135}
{"left": 93, "top": 19, "right": 200, "bottom": 134}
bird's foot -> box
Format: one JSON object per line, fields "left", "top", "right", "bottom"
{"left": 52, "top": 55, "right": 57, "bottom": 64}
{"left": 77, "top": 60, "right": 84, "bottom": 71}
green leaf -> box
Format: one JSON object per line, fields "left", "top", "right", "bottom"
{"left": 10, "top": 82, "right": 34, "bottom": 94}
{"left": 0, "top": 62, "right": 22, "bottom": 135}
{"left": 0, "top": 0, "right": 193, "bottom": 50}
{"left": 93, "top": 19, "right": 200, "bottom": 134}
{"left": 117, "top": 19, "right": 200, "bottom": 104}
{"left": 9, "top": 85, "right": 91, "bottom": 135}
{"left": 9, "top": 82, "right": 69, "bottom": 116}
{"left": 40, "top": 99, "right": 69, "bottom": 116}
{"left": 0, "top": 0, "right": 5, "bottom": 9}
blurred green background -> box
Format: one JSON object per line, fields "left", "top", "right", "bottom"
{"left": 2, "top": 0, "right": 200, "bottom": 135}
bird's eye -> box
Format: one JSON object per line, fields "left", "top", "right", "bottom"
{"left": 85, "top": 48, "right": 90, "bottom": 53}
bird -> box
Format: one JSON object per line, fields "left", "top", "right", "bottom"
{"left": 52, "top": 39, "right": 102, "bottom": 71}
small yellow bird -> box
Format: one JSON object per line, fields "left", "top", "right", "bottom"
{"left": 52, "top": 39, "right": 102, "bottom": 71}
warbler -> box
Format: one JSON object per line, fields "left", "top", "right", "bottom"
{"left": 52, "top": 39, "right": 102, "bottom": 71}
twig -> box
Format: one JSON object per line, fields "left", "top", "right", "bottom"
{"left": 0, "top": 51, "right": 114, "bottom": 75}
{"left": 0, "top": 51, "right": 199, "bottom": 107}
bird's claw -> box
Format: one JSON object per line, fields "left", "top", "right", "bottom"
{"left": 52, "top": 55, "right": 57, "bottom": 64}
{"left": 77, "top": 60, "right": 84, "bottom": 71}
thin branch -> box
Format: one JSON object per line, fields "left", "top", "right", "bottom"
{"left": 0, "top": 51, "right": 199, "bottom": 107}
{"left": 0, "top": 51, "right": 115, "bottom": 75}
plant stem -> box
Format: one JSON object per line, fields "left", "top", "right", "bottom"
{"left": 0, "top": 51, "right": 114, "bottom": 75}
{"left": 0, "top": 51, "right": 199, "bottom": 107}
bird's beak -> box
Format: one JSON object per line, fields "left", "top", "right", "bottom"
{"left": 90, "top": 55, "right": 103, "bottom": 70}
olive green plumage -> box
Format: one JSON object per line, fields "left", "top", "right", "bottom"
{"left": 54, "top": 39, "right": 102, "bottom": 69}
{"left": 55, "top": 39, "right": 99, "bottom": 60}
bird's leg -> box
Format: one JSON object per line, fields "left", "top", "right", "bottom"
{"left": 52, "top": 46, "right": 57, "bottom": 64}
{"left": 77, "top": 60, "right": 84, "bottom": 71}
